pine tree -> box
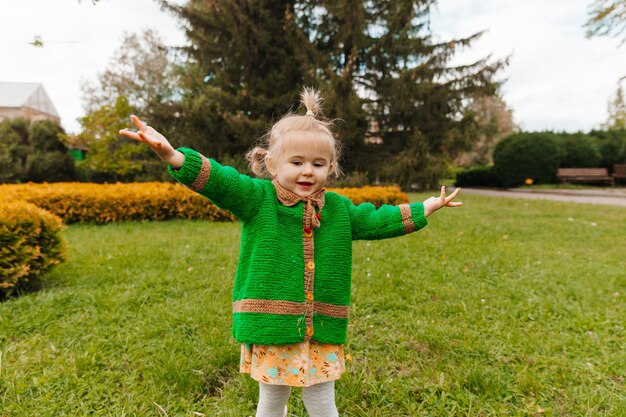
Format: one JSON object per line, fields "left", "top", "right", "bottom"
{"left": 308, "top": 0, "right": 506, "bottom": 188}
{"left": 160, "top": 0, "right": 505, "bottom": 187}
{"left": 159, "top": 0, "right": 313, "bottom": 162}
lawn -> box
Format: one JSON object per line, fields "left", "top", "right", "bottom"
{"left": 1, "top": 193, "right": 625, "bottom": 416}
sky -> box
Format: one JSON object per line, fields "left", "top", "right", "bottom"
{"left": 1, "top": 0, "right": 624, "bottom": 134}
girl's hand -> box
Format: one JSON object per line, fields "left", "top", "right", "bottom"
{"left": 423, "top": 186, "right": 463, "bottom": 217}
{"left": 119, "top": 115, "right": 184, "bottom": 167}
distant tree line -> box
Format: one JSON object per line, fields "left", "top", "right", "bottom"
{"left": 0, "top": 118, "right": 75, "bottom": 183}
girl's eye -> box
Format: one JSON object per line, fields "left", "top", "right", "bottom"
{"left": 291, "top": 161, "right": 303, "bottom": 166}
{"left": 314, "top": 163, "right": 325, "bottom": 168}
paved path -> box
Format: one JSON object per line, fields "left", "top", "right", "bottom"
{"left": 460, "top": 187, "right": 626, "bottom": 207}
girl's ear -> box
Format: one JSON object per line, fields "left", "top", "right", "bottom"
{"left": 265, "top": 154, "right": 277, "bottom": 176}
{"left": 329, "top": 162, "right": 335, "bottom": 177}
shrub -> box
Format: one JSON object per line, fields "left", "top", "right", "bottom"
{"left": 0, "top": 118, "right": 76, "bottom": 183}
{"left": 1, "top": 182, "right": 236, "bottom": 224}
{"left": 1, "top": 183, "right": 408, "bottom": 224}
{"left": 589, "top": 129, "right": 626, "bottom": 172}
{"left": 455, "top": 165, "right": 498, "bottom": 187}
{"left": 0, "top": 119, "right": 29, "bottom": 183}
{"left": 0, "top": 200, "right": 65, "bottom": 299}
{"left": 26, "top": 151, "right": 77, "bottom": 183}
{"left": 493, "top": 133, "right": 559, "bottom": 188}
{"left": 554, "top": 133, "right": 602, "bottom": 168}
{"left": 29, "top": 120, "right": 67, "bottom": 153}
{"left": 328, "top": 185, "right": 408, "bottom": 206}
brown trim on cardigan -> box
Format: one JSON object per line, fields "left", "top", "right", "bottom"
{"left": 271, "top": 180, "right": 326, "bottom": 341}
{"left": 303, "top": 215, "right": 315, "bottom": 339}
{"left": 233, "top": 299, "right": 304, "bottom": 315}
{"left": 399, "top": 204, "right": 415, "bottom": 234}
{"left": 314, "top": 301, "right": 350, "bottom": 319}
{"left": 189, "top": 156, "right": 211, "bottom": 191}
{"left": 272, "top": 179, "right": 324, "bottom": 228}
{"left": 232, "top": 299, "right": 350, "bottom": 319}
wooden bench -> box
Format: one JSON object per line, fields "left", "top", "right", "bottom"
{"left": 614, "top": 164, "right": 626, "bottom": 183}
{"left": 557, "top": 168, "right": 614, "bottom": 186}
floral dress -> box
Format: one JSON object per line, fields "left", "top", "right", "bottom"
{"left": 240, "top": 341, "right": 346, "bottom": 387}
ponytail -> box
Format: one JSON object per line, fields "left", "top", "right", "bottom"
{"left": 245, "top": 146, "right": 269, "bottom": 177}
{"left": 300, "top": 87, "right": 322, "bottom": 117}
{"left": 246, "top": 86, "right": 342, "bottom": 178}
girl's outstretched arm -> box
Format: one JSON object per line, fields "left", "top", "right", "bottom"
{"left": 122, "top": 115, "right": 264, "bottom": 223}
{"left": 423, "top": 186, "right": 463, "bottom": 217}
{"left": 119, "top": 115, "right": 185, "bottom": 168}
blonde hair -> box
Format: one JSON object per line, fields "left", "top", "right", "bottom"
{"left": 246, "top": 87, "right": 342, "bottom": 178}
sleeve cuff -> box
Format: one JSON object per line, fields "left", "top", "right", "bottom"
{"left": 399, "top": 202, "right": 428, "bottom": 234}
{"left": 168, "top": 147, "right": 211, "bottom": 191}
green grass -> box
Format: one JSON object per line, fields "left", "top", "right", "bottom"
{"left": 1, "top": 194, "right": 625, "bottom": 416}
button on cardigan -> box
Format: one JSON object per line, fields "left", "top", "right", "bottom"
{"left": 168, "top": 147, "right": 428, "bottom": 345}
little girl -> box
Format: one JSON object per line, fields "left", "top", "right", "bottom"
{"left": 120, "top": 88, "right": 461, "bottom": 417}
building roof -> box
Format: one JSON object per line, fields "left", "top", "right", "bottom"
{"left": 0, "top": 81, "right": 60, "bottom": 118}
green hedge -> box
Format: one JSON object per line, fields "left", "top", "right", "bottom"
{"left": 493, "top": 132, "right": 560, "bottom": 188}
{"left": 553, "top": 133, "right": 602, "bottom": 168}
{"left": 488, "top": 130, "right": 626, "bottom": 188}
{"left": 455, "top": 165, "right": 498, "bottom": 187}
{"left": 590, "top": 129, "right": 626, "bottom": 173}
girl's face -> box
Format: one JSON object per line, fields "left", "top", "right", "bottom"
{"left": 266, "top": 133, "right": 334, "bottom": 198}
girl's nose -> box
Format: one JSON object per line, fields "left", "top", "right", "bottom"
{"left": 302, "top": 163, "right": 313, "bottom": 174}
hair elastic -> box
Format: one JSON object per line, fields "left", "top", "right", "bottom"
{"left": 306, "top": 110, "right": 315, "bottom": 116}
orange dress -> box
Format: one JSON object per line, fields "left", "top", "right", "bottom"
{"left": 240, "top": 340, "right": 346, "bottom": 387}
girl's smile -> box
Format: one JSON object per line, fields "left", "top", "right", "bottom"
{"left": 265, "top": 133, "right": 334, "bottom": 198}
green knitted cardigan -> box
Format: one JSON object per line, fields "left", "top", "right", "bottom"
{"left": 168, "top": 147, "right": 428, "bottom": 345}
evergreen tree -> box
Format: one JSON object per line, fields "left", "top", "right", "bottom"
{"left": 159, "top": 0, "right": 313, "bottom": 162}
{"left": 160, "top": 0, "right": 505, "bottom": 188}
{"left": 304, "top": 0, "right": 506, "bottom": 188}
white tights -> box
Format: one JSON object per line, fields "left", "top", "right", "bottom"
{"left": 256, "top": 381, "right": 339, "bottom": 417}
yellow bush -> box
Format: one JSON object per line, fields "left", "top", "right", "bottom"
{"left": 1, "top": 182, "right": 236, "bottom": 224}
{"left": 0, "top": 182, "right": 408, "bottom": 224}
{"left": 0, "top": 200, "right": 66, "bottom": 297}
{"left": 328, "top": 185, "right": 409, "bottom": 206}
